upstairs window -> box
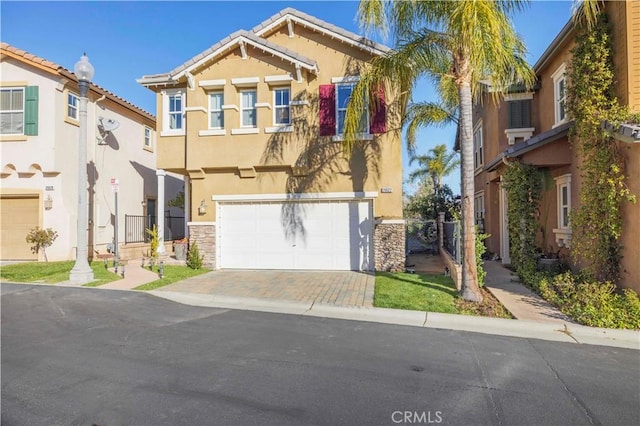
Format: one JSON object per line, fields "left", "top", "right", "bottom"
{"left": 240, "top": 90, "right": 257, "bottom": 127}
{"left": 168, "top": 94, "right": 183, "bottom": 130}
{"left": 1, "top": 86, "right": 37, "bottom": 136}
{"left": 67, "top": 93, "right": 79, "bottom": 120}
{"left": 553, "top": 174, "right": 572, "bottom": 247}
{"left": 551, "top": 64, "right": 567, "bottom": 126}
{"left": 319, "top": 80, "right": 386, "bottom": 137}
{"left": 473, "top": 123, "right": 483, "bottom": 169}
{"left": 209, "top": 91, "right": 224, "bottom": 129}
{"left": 273, "top": 88, "right": 290, "bottom": 125}
{"left": 507, "top": 99, "right": 531, "bottom": 129}
{"left": 144, "top": 126, "right": 153, "bottom": 149}
{"left": 474, "top": 192, "right": 486, "bottom": 233}
{"left": 1, "top": 87, "right": 24, "bottom": 135}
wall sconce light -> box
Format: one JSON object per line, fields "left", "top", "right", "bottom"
{"left": 44, "top": 195, "right": 53, "bottom": 210}
{"left": 198, "top": 200, "right": 207, "bottom": 215}
{"left": 141, "top": 200, "right": 147, "bottom": 207}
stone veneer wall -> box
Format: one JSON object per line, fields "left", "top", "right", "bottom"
{"left": 188, "top": 223, "right": 216, "bottom": 269}
{"left": 374, "top": 222, "right": 406, "bottom": 272}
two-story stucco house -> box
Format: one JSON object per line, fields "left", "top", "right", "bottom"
{"left": 472, "top": 1, "right": 639, "bottom": 292}
{"left": 138, "top": 8, "right": 405, "bottom": 271}
{"left": 1, "top": 43, "right": 183, "bottom": 262}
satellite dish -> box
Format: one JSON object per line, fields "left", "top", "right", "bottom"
{"left": 98, "top": 116, "right": 120, "bottom": 132}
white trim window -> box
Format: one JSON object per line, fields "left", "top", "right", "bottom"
{"left": 0, "top": 87, "right": 24, "bottom": 135}
{"left": 240, "top": 90, "right": 257, "bottom": 127}
{"left": 162, "top": 89, "right": 185, "bottom": 135}
{"left": 67, "top": 92, "right": 79, "bottom": 120}
{"left": 473, "top": 122, "right": 483, "bottom": 169}
{"left": 273, "top": 87, "right": 290, "bottom": 125}
{"left": 474, "top": 191, "right": 485, "bottom": 232}
{"left": 336, "top": 83, "right": 367, "bottom": 135}
{"left": 553, "top": 174, "right": 572, "bottom": 247}
{"left": 551, "top": 64, "right": 567, "bottom": 126}
{"left": 144, "top": 126, "right": 153, "bottom": 149}
{"left": 209, "top": 91, "right": 224, "bottom": 129}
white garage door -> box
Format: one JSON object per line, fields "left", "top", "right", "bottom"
{"left": 219, "top": 200, "right": 373, "bottom": 271}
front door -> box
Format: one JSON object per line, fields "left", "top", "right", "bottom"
{"left": 499, "top": 181, "right": 511, "bottom": 264}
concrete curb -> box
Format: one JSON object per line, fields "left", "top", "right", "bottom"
{"left": 148, "top": 289, "right": 640, "bottom": 350}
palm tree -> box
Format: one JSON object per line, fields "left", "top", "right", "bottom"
{"left": 344, "top": 0, "right": 535, "bottom": 302}
{"left": 409, "top": 144, "right": 460, "bottom": 190}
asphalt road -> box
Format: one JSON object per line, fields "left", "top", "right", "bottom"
{"left": 2, "top": 284, "right": 639, "bottom": 426}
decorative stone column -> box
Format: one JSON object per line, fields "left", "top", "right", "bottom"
{"left": 156, "top": 169, "right": 166, "bottom": 253}
{"left": 188, "top": 222, "right": 216, "bottom": 269}
{"left": 373, "top": 219, "right": 406, "bottom": 272}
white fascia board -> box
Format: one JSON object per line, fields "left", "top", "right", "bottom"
{"left": 174, "top": 41, "right": 240, "bottom": 80}
{"left": 199, "top": 79, "right": 226, "bottom": 88}
{"left": 255, "top": 15, "right": 387, "bottom": 56}
{"left": 265, "top": 74, "right": 294, "bottom": 83}
{"left": 212, "top": 192, "right": 379, "bottom": 202}
{"left": 331, "top": 76, "right": 360, "bottom": 84}
{"left": 231, "top": 77, "right": 260, "bottom": 86}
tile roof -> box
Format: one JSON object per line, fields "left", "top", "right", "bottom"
{"left": 1, "top": 42, "right": 154, "bottom": 121}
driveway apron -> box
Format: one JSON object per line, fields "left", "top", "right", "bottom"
{"left": 155, "top": 270, "right": 375, "bottom": 307}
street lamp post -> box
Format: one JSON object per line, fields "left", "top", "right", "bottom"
{"left": 69, "top": 53, "right": 95, "bottom": 284}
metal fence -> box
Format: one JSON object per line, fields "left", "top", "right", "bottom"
{"left": 443, "top": 221, "right": 461, "bottom": 264}
{"left": 124, "top": 214, "right": 185, "bottom": 244}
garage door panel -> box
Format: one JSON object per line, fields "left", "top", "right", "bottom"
{"left": 1, "top": 196, "right": 39, "bottom": 260}
{"left": 219, "top": 200, "right": 373, "bottom": 271}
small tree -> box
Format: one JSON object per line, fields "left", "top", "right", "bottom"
{"left": 186, "top": 241, "right": 203, "bottom": 270}
{"left": 25, "top": 227, "right": 58, "bottom": 262}
{"left": 145, "top": 225, "right": 159, "bottom": 259}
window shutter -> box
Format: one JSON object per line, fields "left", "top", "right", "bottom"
{"left": 24, "top": 86, "right": 38, "bottom": 136}
{"left": 319, "top": 84, "right": 336, "bottom": 136}
{"left": 369, "top": 85, "right": 386, "bottom": 134}
{"left": 508, "top": 99, "right": 531, "bottom": 129}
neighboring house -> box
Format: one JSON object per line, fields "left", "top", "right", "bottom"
{"left": 0, "top": 43, "right": 183, "bottom": 262}
{"left": 472, "top": 1, "right": 639, "bottom": 292}
{"left": 138, "top": 8, "right": 404, "bottom": 271}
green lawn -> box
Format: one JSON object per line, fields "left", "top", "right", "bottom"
{"left": 0, "top": 261, "right": 120, "bottom": 286}
{"left": 375, "top": 272, "right": 458, "bottom": 313}
{"left": 133, "top": 265, "right": 210, "bottom": 291}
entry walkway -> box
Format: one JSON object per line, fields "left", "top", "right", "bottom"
{"left": 155, "top": 270, "right": 375, "bottom": 307}
{"left": 483, "top": 260, "right": 573, "bottom": 323}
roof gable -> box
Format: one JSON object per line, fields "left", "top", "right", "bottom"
{"left": 251, "top": 8, "right": 390, "bottom": 56}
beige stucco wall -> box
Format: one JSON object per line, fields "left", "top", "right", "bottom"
{"left": 154, "top": 24, "right": 403, "bottom": 222}
{"left": 0, "top": 56, "right": 182, "bottom": 261}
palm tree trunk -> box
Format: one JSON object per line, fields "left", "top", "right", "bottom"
{"left": 457, "top": 77, "right": 483, "bottom": 302}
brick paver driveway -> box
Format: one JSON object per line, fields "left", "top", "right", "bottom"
{"left": 155, "top": 270, "right": 375, "bottom": 307}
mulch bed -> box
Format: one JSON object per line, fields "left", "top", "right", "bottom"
{"left": 454, "top": 287, "right": 513, "bottom": 318}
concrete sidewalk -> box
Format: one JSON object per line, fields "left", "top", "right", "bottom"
{"left": 483, "top": 260, "right": 573, "bottom": 323}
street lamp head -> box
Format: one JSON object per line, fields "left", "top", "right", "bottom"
{"left": 74, "top": 53, "right": 94, "bottom": 82}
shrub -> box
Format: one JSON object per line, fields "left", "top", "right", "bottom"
{"left": 145, "top": 225, "right": 159, "bottom": 259}
{"left": 186, "top": 241, "right": 203, "bottom": 270}
{"left": 25, "top": 227, "right": 58, "bottom": 262}
{"left": 535, "top": 271, "right": 640, "bottom": 329}
{"left": 475, "top": 229, "right": 489, "bottom": 287}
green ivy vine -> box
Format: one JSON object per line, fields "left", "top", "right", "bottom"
{"left": 566, "top": 12, "right": 636, "bottom": 282}
{"left": 503, "top": 162, "right": 543, "bottom": 275}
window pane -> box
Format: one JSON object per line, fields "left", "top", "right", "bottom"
{"left": 170, "top": 95, "right": 181, "bottom": 113}
{"left": 562, "top": 186, "right": 568, "bottom": 205}
{"left": 12, "top": 90, "right": 23, "bottom": 109}
{"left": 242, "top": 91, "right": 256, "bottom": 108}
{"left": 562, "top": 207, "right": 569, "bottom": 227}
{"left": 0, "top": 90, "right": 10, "bottom": 110}
{"left": 243, "top": 109, "right": 255, "bottom": 126}
{"left": 275, "top": 107, "right": 289, "bottom": 124}
{"left": 337, "top": 85, "right": 352, "bottom": 109}
{"left": 211, "top": 111, "right": 223, "bottom": 128}
{"left": 210, "top": 93, "right": 222, "bottom": 110}
{"left": 170, "top": 113, "right": 182, "bottom": 130}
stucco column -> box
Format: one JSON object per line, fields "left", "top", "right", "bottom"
{"left": 156, "top": 169, "right": 166, "bottom": 253}
{"left": 183, "top": 176, "right": 190, "bottom": 238}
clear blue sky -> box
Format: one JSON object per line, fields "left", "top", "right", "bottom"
{"left": 1, "top": 0, "right": 573, "bottom": 195}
